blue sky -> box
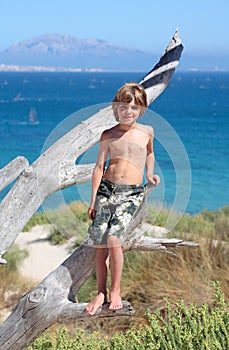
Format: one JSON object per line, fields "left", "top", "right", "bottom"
{"left": 0, "top": 0, "right": 228, "bottom": 56}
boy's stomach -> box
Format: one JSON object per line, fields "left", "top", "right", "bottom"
{"left": 103, "top": 159, "right": 144, "bottom": 185}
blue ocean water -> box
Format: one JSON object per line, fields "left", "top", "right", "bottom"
{"left": 0, "top": 71, "right": 228, "bottom": 214}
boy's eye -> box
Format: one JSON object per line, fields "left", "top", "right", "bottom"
{"left": 119, "top": 105, "right": 127, "bottom": 110}
{"left": 119, "top": 105, "right": 139, "bottom": 111}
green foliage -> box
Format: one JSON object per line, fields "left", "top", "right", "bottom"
{"left": 47, "top": 227, "right": 68, "bottom": 245}
{"left": 146, "top": 204, "right": 229, "bottom": 242}
{"left": 145, "top": 205, "right": 171, "bottom": 227}
{"left": 3, "top": 244, "right": 29, "bottom": 271}
{"left": 145, "top": 282, "right": 229, "bottom": 350}
{"left": 201, "top": 206, "right": 229, "bottom": 241}
{"left": 0, "top": 244, "right": 32, "bottom": 314}
{"left": 76, "top": 274, "right": 97, "bottom": 303}
{"left": 172, "top": 213, "right": 214, "bottom": 236}
{"left": 46, "top": 209, "right": 87, "bottom": 244}
{"left": 22, "top": 201, "right": 89, "bottom": 245}
{"left": 28, "top": 283, "right": 229, "bottom": 350}
{"left": 22, "top": 211, "right": 50, "bottom": 232}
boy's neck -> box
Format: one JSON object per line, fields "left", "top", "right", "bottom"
{"left": 118, "top": 122, "right": 137, "bottom": 131}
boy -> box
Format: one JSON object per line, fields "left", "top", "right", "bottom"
{"left": 85, "top": 83, "right": 160, "bottom": 315}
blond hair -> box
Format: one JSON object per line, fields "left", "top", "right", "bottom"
{"left": 112, "top": 83, "right": 148, "bottom": 120}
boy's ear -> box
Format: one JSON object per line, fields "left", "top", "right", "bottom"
{"left": 140, "top": 107, "right": 146, "bottom": 116}
{"left": 112, "top": 104, "right": 119, "bottom": 121}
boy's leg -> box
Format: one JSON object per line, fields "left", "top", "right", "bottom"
{"left": 86, "top": 247, "right": 109, "bottom": 315}
{"left": 107, "top": 235, "right": 123, "bottom": 311}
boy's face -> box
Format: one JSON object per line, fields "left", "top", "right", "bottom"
{"left": 116, "top": 100, "right": 142, "bottom": 125}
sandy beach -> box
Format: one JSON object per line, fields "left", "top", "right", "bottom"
{"left": 15, "top": 225, "right": 73, "bottom": 282}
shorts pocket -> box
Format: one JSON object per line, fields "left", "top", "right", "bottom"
{"left": 97, "top": 182, "right": 112, "bottom": 198}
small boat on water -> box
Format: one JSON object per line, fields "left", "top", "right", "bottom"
{"left": 28, "top": 107, "right": 39, "bottom": 124}
{"left": 13, "top": 92, "right": 22, "bottom": 101}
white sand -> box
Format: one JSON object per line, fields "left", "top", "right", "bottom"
{"left": 15, "top": 225, "right": 72, "bottom": 282}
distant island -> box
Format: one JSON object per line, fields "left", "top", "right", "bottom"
{"left": 0, "top": 33, "right": 155, "bottom": 71}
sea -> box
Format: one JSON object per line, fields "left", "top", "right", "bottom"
{"left": 0, "top": 71, "right": 228, "bottom": 216}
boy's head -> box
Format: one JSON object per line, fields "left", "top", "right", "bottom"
{"left": 112, "top": 83, "right": 148, "bottom": 121}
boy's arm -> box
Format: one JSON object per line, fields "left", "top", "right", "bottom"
{"left": 88, "top": 131, "right": 109, "bottom": 219}
{"left": 146, "top": 127, "right": 160, "bottom": 186}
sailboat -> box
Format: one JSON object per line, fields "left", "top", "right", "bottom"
{"left": 28, "top": 107, "right": 39, "bottom": 125}
{"left": 13, "top": 92, "right": 22, "bottom": 101}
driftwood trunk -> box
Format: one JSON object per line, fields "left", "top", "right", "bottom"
{"left": 0, "top": 30, "right": 196, "bottom": 350}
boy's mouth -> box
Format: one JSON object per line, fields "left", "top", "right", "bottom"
{"left": 123, "top": 116, "right": 133, "bottom": 121}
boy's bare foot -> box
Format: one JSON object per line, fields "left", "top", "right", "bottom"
{"left": 109, "top": 289, "right": 123, "bottom": 311}
{"left": 86, "top": 292, "right": 105, "bottom": 315}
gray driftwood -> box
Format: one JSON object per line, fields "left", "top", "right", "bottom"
{"left": 0, "top": 156, "right": 29, "bottom": 193}
{"left": 0, "top": 30, "right": 197, "bottom": 350}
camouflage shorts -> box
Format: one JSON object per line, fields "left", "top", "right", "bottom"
{"left": 85, "top": 178, "right": 145, "bottom": 247}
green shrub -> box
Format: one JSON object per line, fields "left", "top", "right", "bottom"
{"left": 28, "top": 282, "right": 229, "bottom": 350}
{"left": 201, "top": 207, "right": 229, "bottom": 241}
{"left": 47, "top": 227, "right": 68, "bottom": 245}
{"left": 3, "top": 244, "right": 29, "bottom": 271}
{"left": 22, "top": 211, "right": 50, "bottom": 232}
{"left": 145, "top": 205, "right": 171, "bottom": 227}
{"left": 144, "top": 282, "right": 229, "bottom": 350}
{"left": 146, "top": 204, "right": 229, "bottom": 241}
{"left": 22, "top": 201, "right": 89, "bottom": 245}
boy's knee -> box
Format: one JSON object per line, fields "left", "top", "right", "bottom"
{"left": 107, "top": 235, "right": 122, "bottom": 248}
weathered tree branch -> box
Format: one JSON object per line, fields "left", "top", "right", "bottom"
{"left": 58, "top": 300, "right": 135, "bottom": 323}
{"left": 0, "top": 156, "right": 29, "bottom": 192}
{"left": 131, "top": 235, "right": 199, "bottom": 255}
{"left": 140, "top": 28, "right": 183, "bottom": 104}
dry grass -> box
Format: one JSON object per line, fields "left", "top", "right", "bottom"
{"left": 0, "top": 244, "right": 34, "bottom": 322}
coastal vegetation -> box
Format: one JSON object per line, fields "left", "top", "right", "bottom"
{"left": 1, "top": 202, "right": 229, "bottom": 349}
{"left": 27, "top": 283, "right": 229, "bottom": 349}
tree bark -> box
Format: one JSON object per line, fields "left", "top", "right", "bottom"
{"left": 0, "top": 30, "right": 189, "bottom": 349}
{"left": 0, "top": 156, "right": 29, "bottom": 192}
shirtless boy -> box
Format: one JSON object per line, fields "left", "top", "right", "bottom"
{"left": 85, "top": 83, "right": 160, "bottom": 315}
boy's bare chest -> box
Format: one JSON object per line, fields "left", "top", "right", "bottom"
{"left": 109, "top": 137, "right": 147, "bottom": 158}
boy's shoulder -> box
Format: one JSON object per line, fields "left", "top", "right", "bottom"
{"left": 100, "top": 125, "right": 118, "bottom": 140}
{"left": 136, "top": 123, "right": 154, "bottom": 136}
{"left": 101, "top": 123, "right": 154, "bottom": 139}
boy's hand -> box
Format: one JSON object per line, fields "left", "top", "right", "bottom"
{"left": 146, "top": 174, "right": 160, "bottom": 186}
{"left": 88, "top": 207, "right": 96, "bottom": 220}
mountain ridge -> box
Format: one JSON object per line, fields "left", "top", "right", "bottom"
{"left": 4, "top": 33, "right": 146, "bottom": 55}
{"left": 0, "top": 33, "right": 155, "bottom": 70}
